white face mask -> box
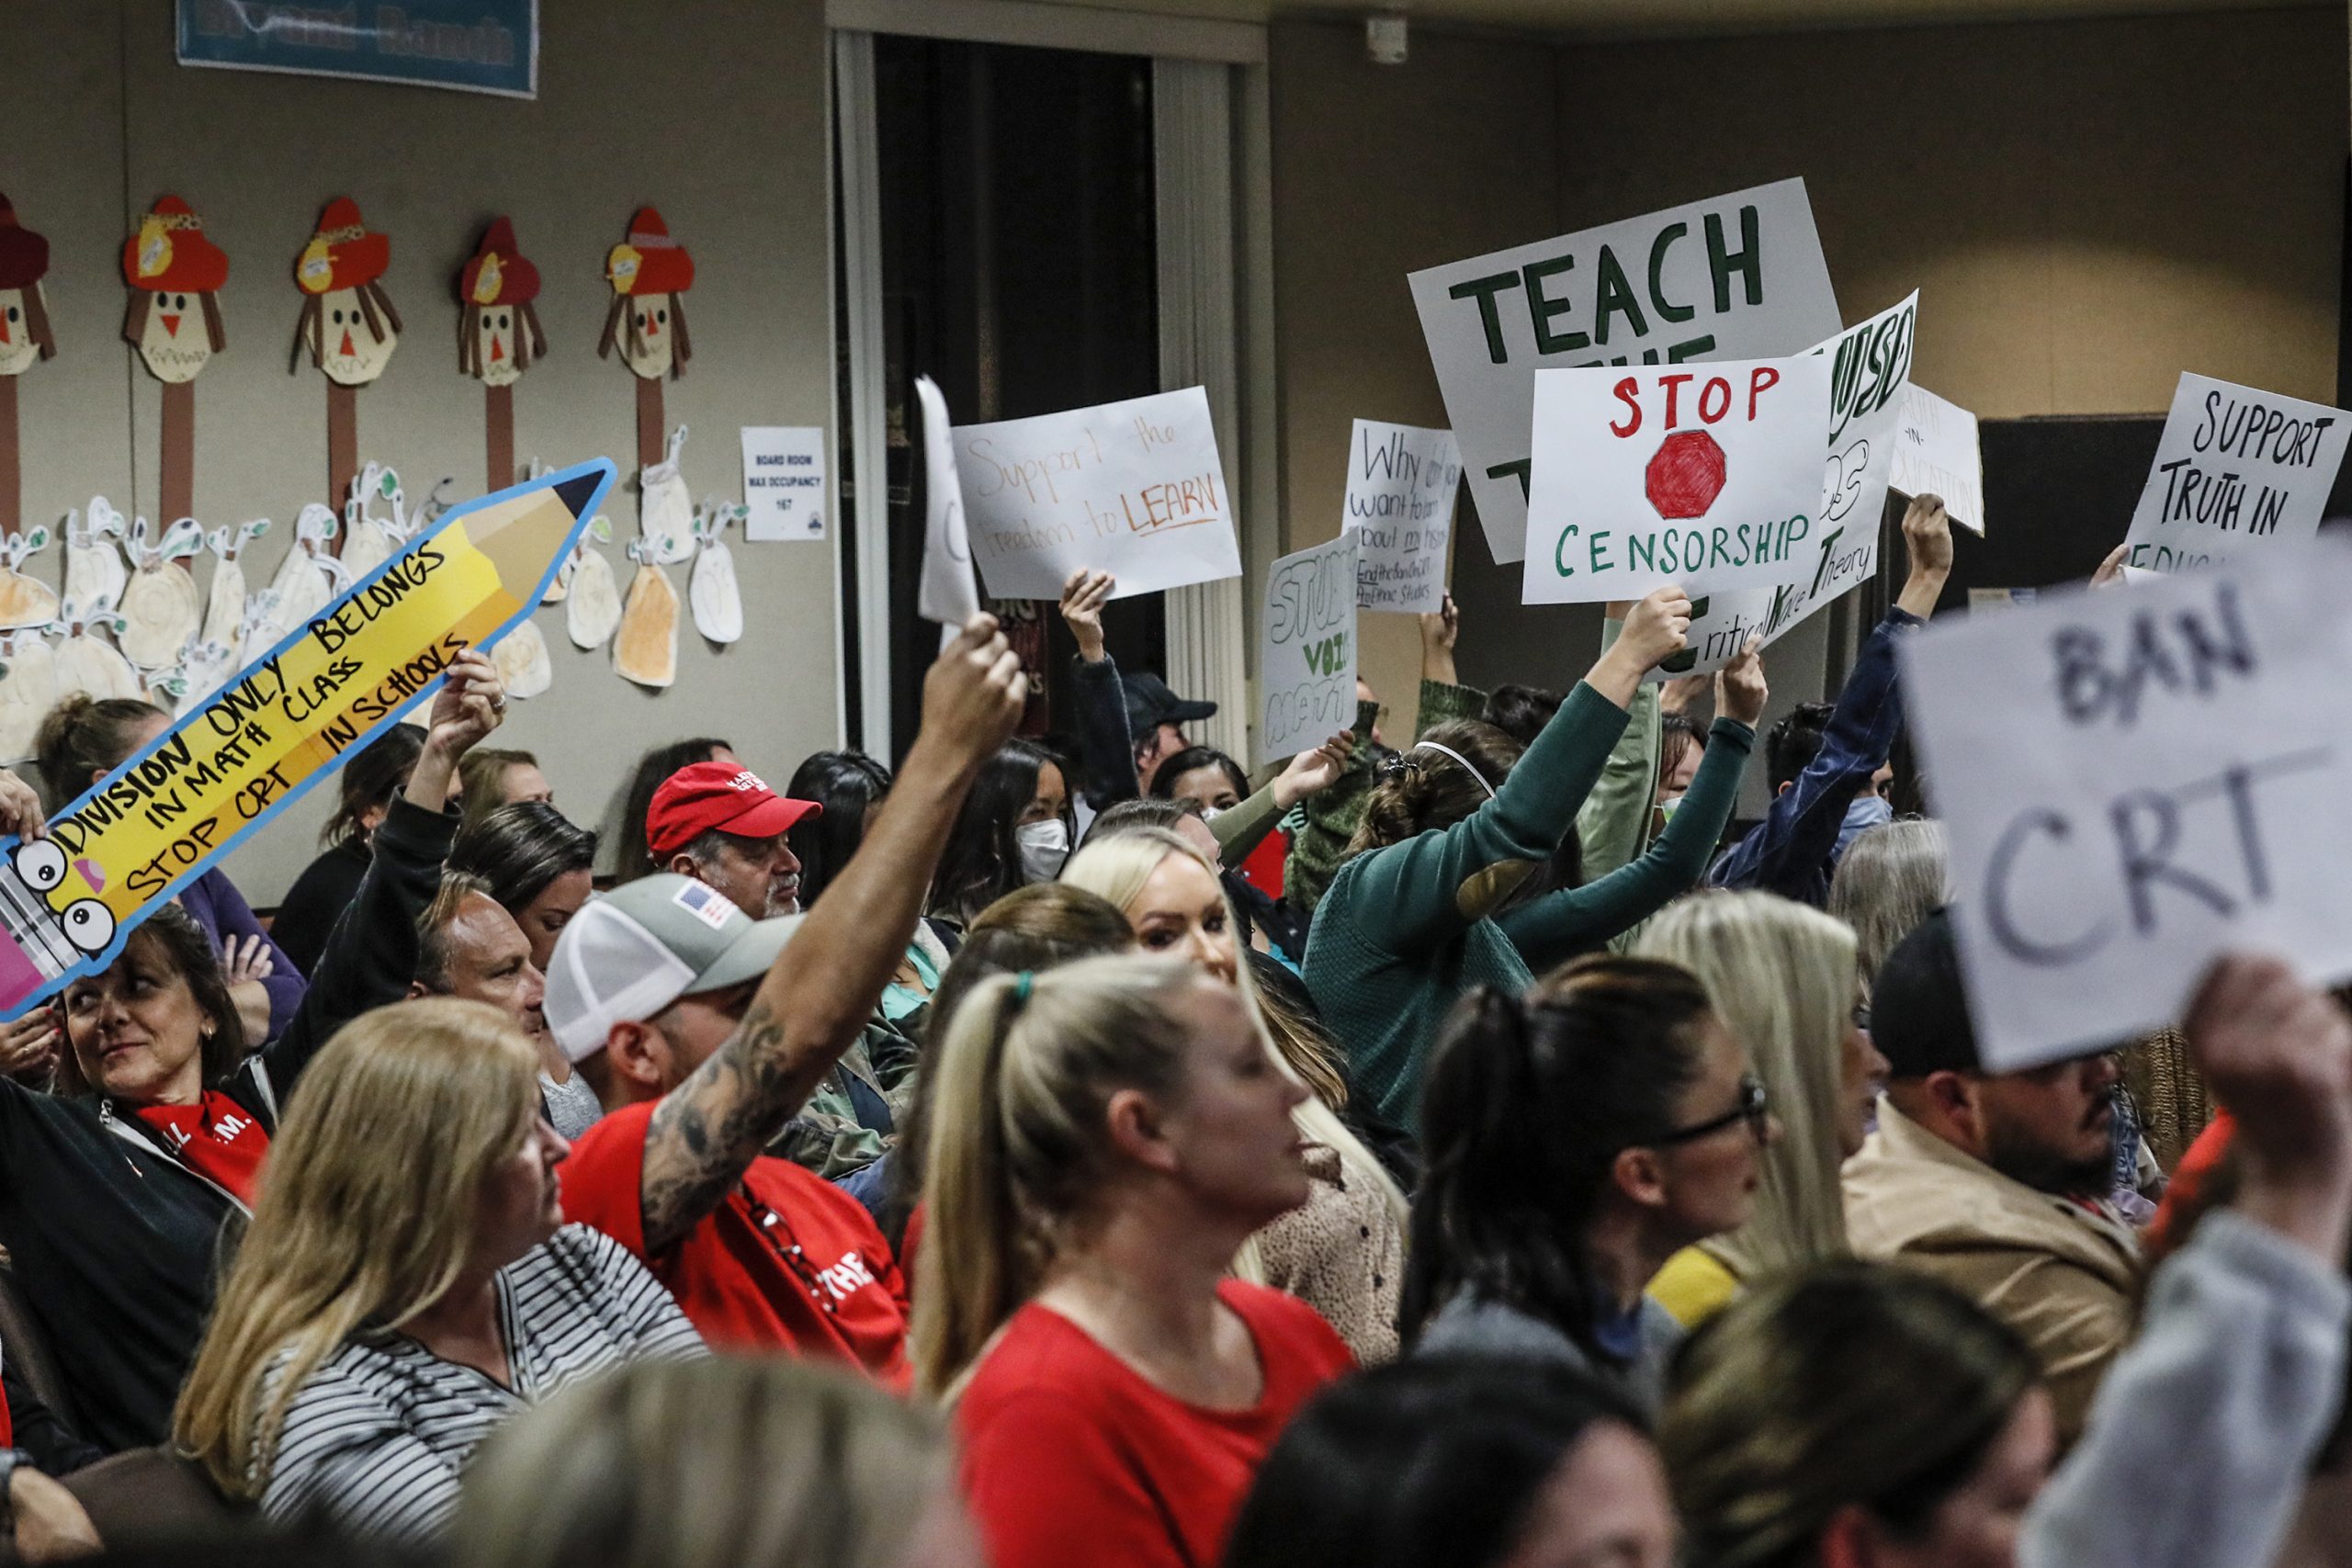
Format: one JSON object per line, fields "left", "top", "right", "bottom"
{"left": 1199, "top": 805, "right": 1226, "bottom": 822}
{"left": 1016, "top": 819, "right": 1070, "bottom": 884}
{"left": 1657, "top": 793, "right": 1684, "bottom": 819}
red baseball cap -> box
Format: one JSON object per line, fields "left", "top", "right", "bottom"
{"left": 646, "top": 761, "right": 820, "bottom": 858}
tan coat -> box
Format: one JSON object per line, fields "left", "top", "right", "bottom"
{"left": 1844, "top": 1100, "right": 2143, "bottom": 1445}
{"left": 1254, "top": 1144, "right": 1406, "bottom": 1366}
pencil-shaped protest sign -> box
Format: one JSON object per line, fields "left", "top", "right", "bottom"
{"left": 0, "top": 458, "right": 616, "bottom": 1012}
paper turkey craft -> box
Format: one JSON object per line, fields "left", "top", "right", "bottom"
{"left": 600, "top": 207, "right": 693, "bottom": 469}
{"left": 0, "top": 196, "right": 56, "bottom": 539}
{"left": 291, "top": 197, "right": 401, "bottom": 525}
{"left": 459, "top": 218, "right": 548, "bottom": 495}
{"left": 122, "top": 196, "right": 230, "bottom": 529}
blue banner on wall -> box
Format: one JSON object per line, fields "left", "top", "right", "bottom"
{"left": 176, "top": 0, "right": 538, "bottom": 99}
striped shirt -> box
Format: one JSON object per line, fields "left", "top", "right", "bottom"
{"left": 262, "top": 1224, "right": 705, "bottom": 1542}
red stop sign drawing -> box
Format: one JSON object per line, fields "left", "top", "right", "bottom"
{"left": 1646, "top": 430, "right": 1727, "bottom": 519}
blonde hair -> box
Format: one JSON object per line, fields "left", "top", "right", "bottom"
{"left": 1827, "top": 819, "right": 1949, "bottom": 989}
{"left": 452, "top": 1358, "right": 948, "bottom": 1568}
{"left": 1637, "top": 891, "right": 1858, "bottom": 1284}
{"left": 911, "top": 954, "right": 1204, "bottom": 1398}
{"left": 1059, "top": 829, "right": 1408, "bottom": 1270}
{"left": 174, "top": 998, "right": 545, "bottom": 1497}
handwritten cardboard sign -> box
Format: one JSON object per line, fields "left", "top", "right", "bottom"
{"left": 1258, "top": 530, "right": 1359, "bottom": 764}
{"left": 1892, "top": 383, "right": 1984, "bottom": 536}
{"left": 1901, "top": 541, "right": 2352, "bottom": 1069}
{"left": 1344, "top": 420, "right": 1459, "bottom": 615}
{"left": 1409, "top": 179, "right": 1840, "bottom": 567}
{"left": 1521, "top": 355, "right": 1832, "bottom": 605}
{"left": 955, "top": 386, "right": 1243, "bottom": 601}
{"left": 0, "top": 461, "right": 616, "bottom": 1013}
{"left": 913, "top": 377, "right": 982, "bottom": 642}
{"left": 1661, "top": 294, "right": 1917, "bottom": 677}
{"left": 2120, "top": 373, "right": 2351, "bottom": 576}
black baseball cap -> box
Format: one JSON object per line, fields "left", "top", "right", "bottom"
{"left": 1122, "top": 672, "right": 1216, "bottom": 737}
{"left": 1871, "top": 907, "right": 1983, "bottom": 1078}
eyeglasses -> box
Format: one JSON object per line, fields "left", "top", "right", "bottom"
{"left": 741, "top": 1187, "right": 839, "bottom": 1315}
{"left": 1651, "top": 1074, "right": 1770, "bottom": 1146}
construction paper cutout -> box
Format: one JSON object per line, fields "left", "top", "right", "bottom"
{"left": 0, "top": 460, "right": 617, "bottom": 1013}
{"left": 0, "top": 196, "right": 56, "bottom": 378}
{"left": 52, "top": 594, "right": 141, "bottom": 704}
{"left": 122, "top": 196, "right": 228, "bottom": 384}
{"left": 613, "top": 540, "right": 678, "bottom": 689}
{"left": 0, "top": 526, "right": 58, "bottom": 631}
{"left": 248, "top": 504, "right": 351, "bottom": 650}
{"left": 201, "top": 517, "right": 270, "bottom": 649}
{"left": 170, "top": 636, "right": 243, "bottom": 716}
{"left": 688, "top": 498, "right": 743, "bottom": 644}
{"left": 292, "top": 197, "right": 400, "bottom": 388}
{"left": 638, "top": 424, "right": 695, "bottom": 565}
{"left": 459, "top": 217, "right": 546, "bottom": 389}
{"left": 565, "top": 515, "right": 620, "bottom": 647}
{"left": 0, "top": 629, "right": 56, "bottom": 762}
{"left": 600, "top": 207, "right": 693, "bottom": 383}
{"left": 118, "top": 517, "right": 204, "bottom": 670}
{"left": 490, "top": 618, "right": 552, "bottom": 699}
{"left": 65, "top": 502, "right": 129, "bottom": 617}
{"left": 339, "top": 461, "right": 431, "bottom": 581}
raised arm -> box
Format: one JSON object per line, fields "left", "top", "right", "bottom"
{"left": 1059, "top": 569, "right": 1140, "bottom": 808}
{"left": 251, "top": 651, "right": 499, "bottom": 1106}
{"left": 1505, "top": 646, "right": 1762, "bottom": 968}
{"left": 1573, "top": 606, "right": 1661, "bottom": 882}
{"left": 1347, "top": 587, "right": 1689, "bottom": 955}
{"left": 1709, "top": 496, "right": 1951, "bottom": 899}
{"left": 2021, "top": 956, "right": 2352, "bottom": 1568}
{"left": 1210, "top": 732, "right": 1352, "bottom": 866}
{"left": 639, "top": 616, "right": 1024, "bottom": 1254}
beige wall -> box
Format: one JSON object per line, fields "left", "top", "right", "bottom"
{"left": 1271, "top": 6, "right": 2346, "bottom": 765}
{"left": 5, "top": 0, "right": 836, "bottom": 900}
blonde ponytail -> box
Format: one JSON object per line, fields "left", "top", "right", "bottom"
{"left": 910, "top": 955, "right": 1203, "bottom": 1400}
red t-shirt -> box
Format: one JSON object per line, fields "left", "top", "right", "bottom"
{"left": 956, "top": 1280, "right": 1353, "bottom": 1568}
{"left": 133, "top": 1091, "right": 268, "bottom": 1203}
{"left": 560, "top": 1100, "right": 912, "bottom": 1390}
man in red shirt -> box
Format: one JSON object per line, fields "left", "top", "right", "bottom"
{"left": 549, "top": 618, "right": 1025, "bottom": 1387}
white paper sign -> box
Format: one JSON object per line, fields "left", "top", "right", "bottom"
{"left": 1892, "top": 385, "right": 1984, "bottom": 535}
{"left": 1259, "top": 531, "right": 1359, "bottom": 764}
{"left": 740, "top": 427, "right": 829, "bottom": 542}
{"left": 1903, "top": 542, "right": 2352, "bottom": 1070}
{"left": 1410, "top": 178, "right": 1842, "bottom": 566}
{"left": 2120, "top": 374, "right": 2351, "bottom": 576}
{"left": 1521, "top": 355, "right": 1833, "bottom": 605}
{"left": 1344, "top": 421, "right": 1459, "bottom": 615}
{"left": 1660, "top": 294, "right": 1918, "bottom": 678}
{"left": 955, "top": 387, "right": 1243, "bottom": 601}
{"left": 913, "top": 377, "right": 983, "bottom": 641}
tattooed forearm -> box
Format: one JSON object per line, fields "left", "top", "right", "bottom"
{"left": 639, "top": 1004, "right": 809, "bottom": 1254}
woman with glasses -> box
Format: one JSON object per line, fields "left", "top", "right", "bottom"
{"left": 1638, "top": 891, "right": 1889, "bottom": 1326}
{"left": 1403, "top": 954, "right": 1776, "bottom": 1416}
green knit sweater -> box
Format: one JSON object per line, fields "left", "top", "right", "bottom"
{"left": 1283, "top": 678, "right": 1489, "bottom": 914}
{"left": 1303, "top": 685, "right": 1754, "bottom": 1131}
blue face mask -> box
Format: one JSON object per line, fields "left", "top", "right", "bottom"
{"left": 1834, "top": 792, "right": 1895, "bottom": 862}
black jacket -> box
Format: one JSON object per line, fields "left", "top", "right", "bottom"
{"left": 0, "top": 798, "right": 452, "bottom": 1454}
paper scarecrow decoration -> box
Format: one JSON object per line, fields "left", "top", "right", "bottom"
{"left": 0, "top": 195, "right": 55, "bottom": 538}
{"left": 601, "top": 207, "right": 695, "bottom": 470}
{"left": 0, "top": 197, "right": 54, "bottom": 381}
{"left": 459, "top": 218, "right": 547, "bottom": 492}
{"left": 291, "top": 197, "right": 400, "bottom": 533}
{"left": 601, "top": 207, "right": 693, "bottom": 381}
{"left": 123, "top": 195, "right": 230, "bottom": 530}
{"left": 293, "top": 197, "right": 400, "bottom": 386}
{"left": 123, "top": 196, "right": 229, "bottom": 384}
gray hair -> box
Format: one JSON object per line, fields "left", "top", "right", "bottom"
{"left": 1827, "top": 819, "right": 1950, "bottom": 989}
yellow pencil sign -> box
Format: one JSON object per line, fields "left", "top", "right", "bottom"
{"left": 0, "top": 459, "right": 616, "bottom": 1010}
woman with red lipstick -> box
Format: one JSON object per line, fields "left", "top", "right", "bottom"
{"left": 0, "top": 653, "right": 502, "bottom": 1456}
{"left": 912, "top": 954, "right": 1354, "bottom": 1568}
{"left": 175, "top": 998, "right": 702, "bottom": 1544}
